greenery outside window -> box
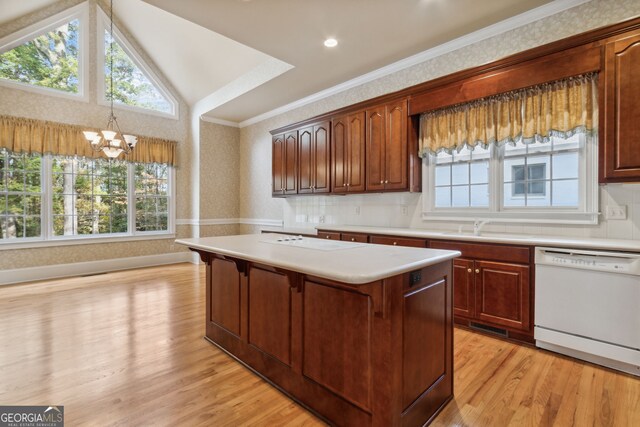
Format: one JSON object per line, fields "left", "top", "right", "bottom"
{"left": 0, "top": 3, "right": 88, "bottom": 100}
{"left": 0, "top": 148, "right": 173, "bottom": 244}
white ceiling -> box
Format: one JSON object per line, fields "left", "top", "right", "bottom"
{"left": 3, "top": 0, "right": 591, "bottom": 125}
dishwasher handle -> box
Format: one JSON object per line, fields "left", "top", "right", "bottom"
{"left": 535, "top": 247, "right": 640, "bottom": 276}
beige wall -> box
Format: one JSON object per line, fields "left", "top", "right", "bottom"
{"left": 238, "top": 0, "right": 640, "bottom": 240}
{"left": 0, "top": 0, "right": 195, "bottom": 270}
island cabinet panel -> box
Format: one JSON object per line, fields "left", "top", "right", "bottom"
{"left": 302, "top": 280, "right": 372, "bottom": 410}
{"left": 210, "top": 257, "right": 241, "bottom": 336}
{"left": 332, "top": 112, "right": 366, "bottom": 193}
{"left": 247, "top": 266, "right": 292, "bottom": 366}
{"left": 602, "top": 29, "right": 640, "bottom": 182}
{"left": 402, "top": 277, "right": 446, "bottom": 410}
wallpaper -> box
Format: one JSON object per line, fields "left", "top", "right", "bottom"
{"left": 199, "top": 120, "right": 240, "bottom": 221}
{"left": 238, "top": 0, "right": 640, "bottom": 241}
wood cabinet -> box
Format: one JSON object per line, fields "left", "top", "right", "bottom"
{"left": 193, "top": 249, "right": 454, "bottom": 426}
{"left": 272, "top": 131, "right": 297, "bottom": 196}
{"left": 332, "top": 112, "right": 366, "bottom": 193}
{"left": 366, "top": 99, "right": 408, "bottom": 191}
{"left": 341, "top": 232, "right": 368, "bottom": 243}
{"left": 317, "top": 231, "right": 341, "bottom": 240}
{"left": 298, "top": 122, "right": 331, "bottom": 193}
{"left": 369, "top": 234, "right": 426, "bottom": 248}
{"left": 430, "top": 240, "right": 532, "bottom": 337}
{"left": 602, "top": 29, "right": 640, "bottom": 182}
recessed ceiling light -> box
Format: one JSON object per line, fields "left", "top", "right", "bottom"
{"left": 324, "top": 38, "right": 338, "bottom": 48}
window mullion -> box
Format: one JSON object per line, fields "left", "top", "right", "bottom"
{"left": 128, "top": 162, "right": 135, "bottom": 235}
{"left": 43, "top": 154, "right": 52, "bottom": 241}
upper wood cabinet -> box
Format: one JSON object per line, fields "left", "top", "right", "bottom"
{"left": 332, "top": 112, "right": 366, "bottom": 193}
{"left": 298, "top": 121, "right": 330, "bottom": 194}
{"left": 366, "top": 99, "right": 409, "bottom": 191}
{"left": 272, "top": 131, "right": 297, "bottom": 196}
{"left": 601, "top": 29, "right": 640, "bottom": 182}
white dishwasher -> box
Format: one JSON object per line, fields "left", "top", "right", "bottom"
{"left": 535, "top": 247, "right": 640, "bottom": 376}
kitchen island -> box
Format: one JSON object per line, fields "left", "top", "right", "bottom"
{"left": 176, "top": 233, "right": 460, "bottom": 426}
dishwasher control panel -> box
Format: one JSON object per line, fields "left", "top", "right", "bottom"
{"left": 536, "top": 247, "right": 640, "bottom": 275}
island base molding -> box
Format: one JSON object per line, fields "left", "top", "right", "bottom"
{"left": 194, "top": 249, "right": 454, "bottom": 426}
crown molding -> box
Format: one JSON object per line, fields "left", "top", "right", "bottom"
{"left": 199, "top": 116, "right": 240, "bottom": 128}
{"left": 235, "top": 0, "right": 591, "bottom": 128}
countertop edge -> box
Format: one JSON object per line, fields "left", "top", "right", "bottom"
{"left": 175, "top": 238, "right": 460, "bottom": 285}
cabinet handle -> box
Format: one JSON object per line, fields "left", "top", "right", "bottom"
{"left": 475, "top": 269, "right": 480, "bottom": 274}
{"left": 393, "top": 241, "right": 397, "bottom": 246}
{"left": 346, "top": 183, "right": 350, "bottom": 187}
{"left": 326, "top": 235, "right": 330, "bottom": 239}
{"left": 385, "top": 180, "right": 389, "bottom": 184}
{"left": 380, "top": 180, "right": 383, "bottom": 184}
{"left": 351, "top": 238, "right": 355, "bottom": 241}
{"left": 467, "top": 268, "right": 472, "bottom": 273}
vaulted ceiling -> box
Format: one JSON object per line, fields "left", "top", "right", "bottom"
{"left": 2, "top": 0, "right": 590, "bottom": 125}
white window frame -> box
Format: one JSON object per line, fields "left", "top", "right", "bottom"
{"left": 421, "top": 133, "right": 599, "bottom": 224}
{"left": 96, "top": 7, "right": 178, "bottom": 119}
{"left": 0, "top": 2, "right": 89, "bottom": 102}
{"left": 0, "top": 154, "right": 175, "bottom": 250}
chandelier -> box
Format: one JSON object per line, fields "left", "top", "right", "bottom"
{"left": 83, "top": 0, "right": 136, "bottom": 159}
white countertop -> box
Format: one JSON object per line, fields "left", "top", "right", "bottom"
{"left": 312, "top": 225, "right": 640, "bottom": 252}
{"left": 176, "top": 233, "right": 460, "bottom": 285}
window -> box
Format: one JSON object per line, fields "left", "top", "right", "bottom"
{"left": 98, "top": 9, "right": 177, "bottom": 117}
{"left": 52, "top": 157, "right": 128, "bottom": 236}
{"left": 424, "top": 133, "right": 598, "bottom": 223}
{"left": 0, "top": 149, "right": 173, "bottom": 245}
{"left": 0, "top": 149, "right": 42, "bottom": 240}
{"left": 434, "top": 145, "right": 489, "bottom": 208}
{"left": 0, "top": 3, "right": 88, "bottom": 99}
{"left": 135, "top": 163, "right": 169, "bottom": 232}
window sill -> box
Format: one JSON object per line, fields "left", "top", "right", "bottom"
{"left": 421, "top": 211, "right": 599, "bottom": 225}
{"left": 0, "top": 232, "right": 176, "bottom": 251}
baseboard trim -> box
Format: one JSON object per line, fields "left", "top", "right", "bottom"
{"left": 0, "top": 252, "right": 199, "bottom": 286}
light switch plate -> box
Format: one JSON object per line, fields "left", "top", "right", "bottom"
{"left": 605, "top": 205, "right": 627, "bottom": 220}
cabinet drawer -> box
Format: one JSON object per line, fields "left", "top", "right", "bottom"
{"left": 429, "top": 240, "right": 530, "bottom": 264}
{"left": 341, "top": 233, "right": 369, "bottom": 243}
{"left": 370, "top": 235, "right": 426, "bottom": 248}
{"left": 317, "top": 231, "right": 341, "bottom": 240}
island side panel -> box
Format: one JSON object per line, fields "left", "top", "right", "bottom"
{"left": 401, "top": 261, "right": 454, "bottom": 427}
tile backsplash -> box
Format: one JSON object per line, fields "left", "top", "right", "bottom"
{"left": 283, "top": 184, "right": 640, "bottom": 241}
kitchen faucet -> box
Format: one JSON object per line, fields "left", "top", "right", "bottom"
{"left": 473, "top": 219, "right": 490, "bottom": 236}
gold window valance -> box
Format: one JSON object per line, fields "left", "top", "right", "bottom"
{"left": 418, "top": 73, "right": 598, "bottom": 157}
{"left": 0, "top": 115, "right": 177, "bottom": 165}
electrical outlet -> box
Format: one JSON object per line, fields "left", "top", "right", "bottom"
{"left": 401, "top": 205, "right": 408, "bottom": 216}
{"left": 355, "top": 206, "right": 361, "bottom": 215}
{"left": 605, "top": 205, "right": 627, "bottom": 220}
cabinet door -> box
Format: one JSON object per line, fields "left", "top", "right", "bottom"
{"left": 331, "top": 116, "right": 348, "bottom": 193}
{"left": 347, "top": 112, "right": 366, "bottom": 192}
{"left": 297, "top": 126, "right": 313, "bottom": 194}
{"left": 313, "top": 122, "right": 331, "bottom": 193}
{"left": 602, "top": 31, "right": 640, "bottom": 182}
{"left": 452, "top": 258, "right": 474, "bottom": 319}
{"left": 283, "top": 131, "right": 298, "bottom": 195}
{"left": 385, "top": 99, "right": 408, "bottom": 190}
{"left": 366, "top": 105, "right": 386, "bottom": 191}
{"left": 272, "top": 134, "right": 284, "bottom": 196}
{"left": 297, "top": 126, "right": 314, "bottom": 194}
{"left": 475, "top": 261, "right": 530, "bottom": 331}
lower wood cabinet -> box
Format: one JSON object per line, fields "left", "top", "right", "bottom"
{"left": 369, "top": 235, "right": 426, "bottom": 248}
{"left": 341, "top": 232, "right": 369, "bottom": 243}
{"left": 430, "top": 240, "right": 532, "bottom": 339}
{"left": 317, "top": 231, "right": 341, "bottom": 240}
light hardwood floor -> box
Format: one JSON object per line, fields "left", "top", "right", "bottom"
{"left": 0, "top": 263, "right": 637, "bottom": 426}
